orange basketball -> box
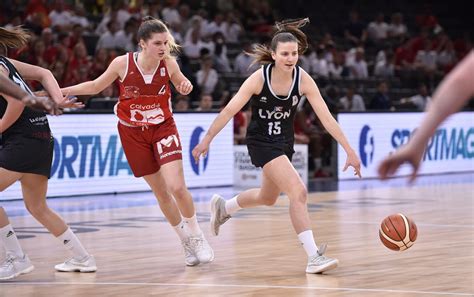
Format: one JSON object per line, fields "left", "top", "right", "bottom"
{"left": 379, "top": 213, "right": 417, "bottom": 251}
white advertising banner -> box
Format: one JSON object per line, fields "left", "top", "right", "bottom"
{"left": 234, "top": 144, "right": 308, "bottom": 188}
{"left": 337, "top": 112, "right": 474, "bottom": 179}
{"left": 1, "top": 113, "right": 233, "bottom": 201}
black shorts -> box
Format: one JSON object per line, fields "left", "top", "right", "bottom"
{"left": 0, "top": 134, "right": 54, "bottom": 178}
{"left": 247, "top": 140, "right": 295, "bottom": 168}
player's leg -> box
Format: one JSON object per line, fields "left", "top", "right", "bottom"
{"left": 143, "top": 170, "right": 199, "bottom": 266}
{"left": 20, "top": 173, "right": 96, "bottom": 273}
{"left": 0, "top": 168, "right": 34, "bottom": 280}
{"left": 159, "top": 160, "right": 214, "bottom": 264}
{"left": 210, "top": 170, "right": 281, "bottom": 236}
{"left": 262, "top": 155, "right": 338, "bottom": 274}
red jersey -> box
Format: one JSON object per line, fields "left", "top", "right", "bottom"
{"left": 116, "top": 52, "right": 173, "bottom": 127}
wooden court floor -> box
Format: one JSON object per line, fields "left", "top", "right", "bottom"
{"left": 0, "top": 182, "right": 473, "bottom": 296}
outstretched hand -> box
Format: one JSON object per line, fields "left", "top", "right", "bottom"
{"left": 343, "top": 150, "right": 362, "bottom": 178}
{"left": 192, "top": 141, "right": 210, "bottom": 164}
{"left": 378, "top": 144, "right": 424, "bottom": 183}
{"left": 22, "top": 95, "right": 62, "bottom": 115}
{"left": 58, "top": 96, "right": 85, "bottom": 109}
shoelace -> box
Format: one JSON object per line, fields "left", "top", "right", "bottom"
{"left": 182, "top": 240, "right": 195, "bottom": 255}
{"left": 189, "top": 236, "right": 204, "bottom": 251}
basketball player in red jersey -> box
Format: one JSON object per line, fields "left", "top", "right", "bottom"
{"left": 60, "top": 17, "right": 214, "bottom": 266}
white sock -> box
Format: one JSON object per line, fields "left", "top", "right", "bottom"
{"left": 0, "top": 224, "right": 24, "bottom": 258}
{"left": 57, "top": 228, "right": 89, "bottom": 261}
{"left": 297, "top": 230, "right": 318, "bottom": 257}
{"left": 172, "top": 220, "right": 190, "bottom": 241}
{"left": 225, "top": 195, "right": 242, "bottom": 215}
{"left": 183, "top": 214, "right": 202, "bottom": 237}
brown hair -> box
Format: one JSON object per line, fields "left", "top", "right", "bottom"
{"left": 137, "top": 16, "right": 180, "bottom": 58}
{"left": 249, "top": 18, "right": 309, "bottom": 65}
{"left": 0, "top": 26, "right": 30, "bottom": 49}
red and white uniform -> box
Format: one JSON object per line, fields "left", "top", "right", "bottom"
{"left": 116, "top": 52, "right": 182, "bottom": 177}
{"left": 116, "top": 52, "right": 173, "bottom": 127}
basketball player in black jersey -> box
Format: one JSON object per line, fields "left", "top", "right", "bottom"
{"left": 0, "top": 26, "right": 95, "bottom": 280}
{"left": 193, "top": 18, "right": 361, "bottom": 274}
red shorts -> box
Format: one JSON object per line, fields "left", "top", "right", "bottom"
{"left": 117, "top": 117, "right": 182, "bottom": 177}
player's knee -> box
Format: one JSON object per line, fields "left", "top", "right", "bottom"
{"left": 292, "top": 185, "right": 308, "bottom": 204}
{"left": 25, "top": 201, "right": 48, "bottom": 219}
{"left": 261, "top": 196, "right": 278, "bottom": 206}
{"left": 167, "top": 183, "right": 188, "bottom": 199}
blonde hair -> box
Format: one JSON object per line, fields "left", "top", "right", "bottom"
{"left": 0, "top": 26, "right": 30, "bottom": 49}
{"left": 138, "top": 16, "right": 180, "bottom": 58}
{"left": 249, "top": 18, "right": 309, "bottom": 65}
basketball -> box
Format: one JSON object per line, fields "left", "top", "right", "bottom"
{"left": 379, "top": 213, "right": 417, "bottom": 251}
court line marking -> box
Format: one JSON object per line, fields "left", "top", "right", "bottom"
{"left": 234, "top": 218, "right": 474, "bottom": 229}
{"left": 2, "top": 282, "right": 472, "bottom": 296}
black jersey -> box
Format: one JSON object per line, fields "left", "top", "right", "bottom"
{"left": 0, "top": 56, "right": 51, "bottom": 139}
{"left": 246, "top": 63, "right": 303, "bottom": 144}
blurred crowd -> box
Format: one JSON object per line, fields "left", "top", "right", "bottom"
{"left": 1, "top": 0, "right": 472, "bottom": 176}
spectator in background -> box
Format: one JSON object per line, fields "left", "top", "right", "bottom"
{"left": 399, "top": 83, "right": 432, "bottom": 111}
{"left": 162, "top": 0, "right": 181, "bottom": 27}
{"left": 367, "top": 13, "right": 389, "bottom": 43}
{"left": 224, "top": 12, "right": 243, "bottom": 43}
{"left": 49, "top": 0, "right": 73, "bottom": 31}
{"left": 437, "top": 40, "right": 458, "bottom": 73}
{"left": 328, "top": 52, "right": 347, "bottom": 78}
{"left": 310, "top": 47, "right": 329, "bottom": 78}
{"left": 388, "top": 13, "right": 407, "bottom": 40}
{"left": 344, "top": 10, "right": 367, "bottom": 45}
{"left": 347, "top": 48, "right": 368, "bottom": 78}
{"left": 174, "top": 94, "right": 190, "bottom": 111}
{"left": 370, "top": 81, "right": 392, "bottom": 110}
{"left": 212, "top": 32, "right": 231, "bottom": 72}
{"left": 95, "top": 20, "right": 129, "bottom": 51}
{"left": 234, "top": 41, "right": 259, "bottom": 76}
{"left": 183, "top": 16, "right": 204, "bottom": 59}
{"left": 374, "top": 51, "right": 395, "bottom": 78}
{"left": 414, "top": 39, "right": 439, "bottom": 81}
{"left": 195, "top": 93, "right": 213, "bottom": 111}
{"left": 196, "top": 55, "right": 219, "bottom": 95}
{"left": 338, "top": 86, "right": 366, "bottom": 112}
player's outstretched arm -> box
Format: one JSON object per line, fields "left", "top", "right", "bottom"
{"left": 192, "top": 70, "right": 261, "bottom": 163}
{"left": 378, "top": 51, "right": 474, "bottom": 182}
{"left": 301, "top": 70, "right": 362, "bottom": 178}
{"left": 61, "top": 56, "right": 124, "bottom": 96}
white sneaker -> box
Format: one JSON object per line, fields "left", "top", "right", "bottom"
{"left": 189, "top": 234, "right": 214, "bottom": 264}
{"left": 55, "top": 255, "right": 97, "bottom": 272}
{"left": 305, "top": 244, "right": 339, "bottom": 274}
{"left": 210, "top": 194, "right": 231, "bottom": 236}
{"left": 0, "top": 253, "right": 34, "bottom": 280}
{"left": 181, "top": 238, "right": 200, "bottom": 266}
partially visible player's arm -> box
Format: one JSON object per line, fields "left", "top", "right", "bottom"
{"left": 302, "top": 69, "right": 361, "bottom": 177}
{"left": 166, "top": 57, "right": 193, "bottom": 95}
{"left": 10, "top": 58, "right": 63, "bottom": 104}
{"left": 409, "top": 51, "right": 474, "bottom": 149}
{"left": 61, "top": 56, "right": 124, "bottom": 96}
{"left": 192, "top": 70, "right": 261, "bottom": 162}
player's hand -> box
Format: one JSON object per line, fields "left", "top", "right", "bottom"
{"left": 378, "top": 143, "right": 424, "bottom": 183}
{"left": 176, "top": 80, "right": 193, "bottom": 95}
{"left": 58, "top": 95, "right": 85, "bottom": 109}
{"left": 22, "top": 95, "right": 62, "bottom": 115}
{"left": 192, "top": 141, "right": 209, "bottom": 164}
{"left": 343, "top": 150, "right": 362, "bottom": 178}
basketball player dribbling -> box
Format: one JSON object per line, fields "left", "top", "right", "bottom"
{"left": 192, "top": 18, "right": 362, "bottom": 274}
{"left": 378, "top": 51, "right": 474, "bottom": 181}
{"left": 0, "top": 26, "right": 95, "bottom": 280}
{"left": 60, "top": 17, "right": 214, "bottom": 266}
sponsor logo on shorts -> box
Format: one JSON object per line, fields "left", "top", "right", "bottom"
{"left": 157, "top": 135, "right": 180, "bottom": 157}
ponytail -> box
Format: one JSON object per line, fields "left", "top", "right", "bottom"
{"left": 0, "top": 26, "right": 30, "bottom": 49}
{"left": 249, "top": 18, "right": 309, "bottom": 66}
